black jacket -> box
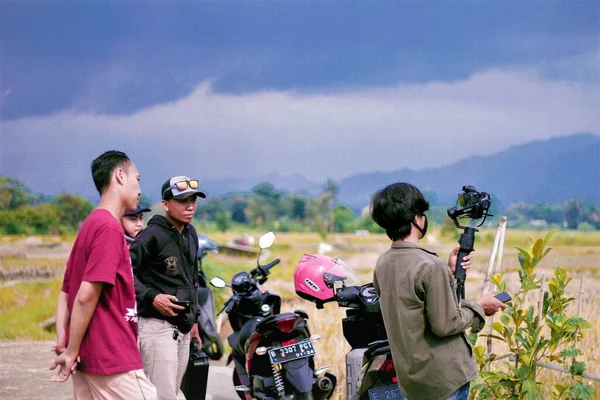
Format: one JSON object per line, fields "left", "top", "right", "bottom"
{"left": 130, "top": 215, "right": 199, "bottom": 333}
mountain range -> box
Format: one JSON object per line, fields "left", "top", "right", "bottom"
{"left": 202, "top": 133, "right": 600, "bottom": 210}
{"left": 6, "top": 133, "right": 598, "bottom": 211}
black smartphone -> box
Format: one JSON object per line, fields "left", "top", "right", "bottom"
{"left": 494, "top": 292, "right": 512, "bottom": 303}
{"left": 173, "top": 300, "right": 191, "bottom": 314}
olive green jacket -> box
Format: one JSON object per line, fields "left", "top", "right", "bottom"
{"left": 373, "top": 241, "right": 485, "bottom": 400}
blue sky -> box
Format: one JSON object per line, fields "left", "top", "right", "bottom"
{"left": 1, "top": 1, "right": 599, "bottom": 198}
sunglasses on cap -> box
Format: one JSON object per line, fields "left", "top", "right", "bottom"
{"left": 163, "top": 179, "right": 199, "bottom": 196}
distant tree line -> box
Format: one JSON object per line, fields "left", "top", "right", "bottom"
{"left": 195, "top": 181, "right": 383, "bottom": 236}
{"left": 1, "top": 175, "right": 598, "bottom": 235}
{"left": 505, "top": 199, "right": 600, "bottom": 231}
{"left": 0, "top": 176, "right": 94, "bottom": 235}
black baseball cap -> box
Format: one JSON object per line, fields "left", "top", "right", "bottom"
{"left": 124, "top": 205, "right": 151, "bottom": 216}
{"left": 162, "top": 176, "right": 207, "bottom": 200}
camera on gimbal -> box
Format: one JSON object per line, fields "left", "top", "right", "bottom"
{"left": 447, "top": 185, "right": 493, "bottom": 228}
{"left": 446, "top": 185, "right": 493, "bottom": 300}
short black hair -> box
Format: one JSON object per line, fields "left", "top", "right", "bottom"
{"left": 91, "top": 150, "right": 131, "bottom": 195}
{"left": 370, "top": 182, "right": 430, "bottom": 241}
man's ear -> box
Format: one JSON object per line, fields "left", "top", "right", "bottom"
{"left": 115, "top": 167, "right": 126, "bottom": 185}
{"left": 161, "top": 199, "right": 168, "bottom": 212}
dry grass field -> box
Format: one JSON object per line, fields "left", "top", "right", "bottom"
{"left": 1, "top": 228, "right": 598, "bottom": 399}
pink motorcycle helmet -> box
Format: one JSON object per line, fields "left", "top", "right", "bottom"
{"left": 294, "top": 254, "right": 358, "bottom": 305}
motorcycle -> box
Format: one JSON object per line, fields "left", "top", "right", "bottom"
{"left": 210, "top": 233, "right": 337, "bottom": 400}
{"left": 293, "top": 254, "right": 401, "bottom": 400}
{"left": 196, "top": 233, "right": 225, "bottom": 360}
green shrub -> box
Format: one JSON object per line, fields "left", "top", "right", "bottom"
{"left": 470, "top": 230, "right": 595, "bottom": 399}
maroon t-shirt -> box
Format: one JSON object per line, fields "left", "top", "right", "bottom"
{"left": 62, "top": 209, "right": 142, "bottom": 375}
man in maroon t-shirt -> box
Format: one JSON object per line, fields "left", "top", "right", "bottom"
{"left": 50, "top": 150, "right": 157, "bottom": 400}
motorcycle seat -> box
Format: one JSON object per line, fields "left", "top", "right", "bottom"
{"left": 255, "top": 312, "right": 298, "bottom": 334}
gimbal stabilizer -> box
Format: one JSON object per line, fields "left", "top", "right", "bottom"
{"left": 447, "top": 186, "right": 493, "bottom": 301}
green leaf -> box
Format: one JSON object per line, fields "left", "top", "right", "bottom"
{"left": 490, "top": 273, "right": 504, "bottom": 289}
{"left": 531, "top": 238, "right": 544, "bottom": 258}
{"left": 519, "top": 352, "right": 531, "bottom": 365}
{"left": 570, "top": 361, "right": 586, "bottom": 375}
{"left": 567, "top": 382, "right": 594, "bottom": 400}
{"left": 552, "top": 384, "right": 567, "bottom": 397}
{"left": 499, "top": 281, "right": 506, "bottom": 293}
{"left": 515, "top": 332, "right": 530, "bottom": 350}
{"left": 542, "top": 247, "right": 552, "bottom": 259}
{"left": 516, "top": 247, "right": 531, "bottom": 268}
{"left": 548, "top": 279, "right": 560, "bottom": 297}
{"left": 546, "top": 322, "right": 562, "bottom": 335}
{"left": 473, "top": 345, "right": 486, "bottom": 359}
{"left": 521, "top": 379, "right": 542, "bottom": 400}
{"left": 542, "top": 291, "right": 550, "bottom": 315}
{"left": 526, "top": 306, "right": 534, "bottom": 322}
{"left": 530, "top": 257, "right": 538, "bottom": 269}
{"left": 492, "top": 322, "right": 504, "bottom": 335}
{"left": 513, "top": 310, "right": 526, "bottom": 329}
{"left": 500, "top": 314, "right": 510, "bottom": 325}
{"left": 543, "top": 229, "right": 556, "bottom": 246}
{"left": 559, "top": 347, "right": 583, "bottom": 359}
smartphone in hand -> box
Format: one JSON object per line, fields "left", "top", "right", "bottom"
{"left": 173, "top": 300, "right": 191, "bottom": 314}
{"left": 494, "top": 292, "right": 512, "bottom": 303}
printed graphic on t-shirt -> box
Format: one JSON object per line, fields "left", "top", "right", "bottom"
{"left": 125, "top": 302, "right": 138, "bottom": 323}
{"left": 165, "top": 256, "right": 179, "bottom": 276}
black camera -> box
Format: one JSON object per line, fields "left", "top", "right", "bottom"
{"left": 447, "top": 185, "right": 492, "bottom": 227}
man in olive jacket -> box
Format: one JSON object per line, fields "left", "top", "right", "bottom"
{"left": 371, "top": 183, "right": 506, "bottom": 400}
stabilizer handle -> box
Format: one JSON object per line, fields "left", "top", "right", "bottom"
{"left": 455, "top": 227, "right": 478, "bottom": 300}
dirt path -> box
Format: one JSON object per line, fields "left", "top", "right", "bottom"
{"left": 0, "top": 340, "right": 237, "bottom": 400}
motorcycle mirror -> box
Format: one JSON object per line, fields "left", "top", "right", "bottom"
{"left": 210, "top": 277, "right": 227, "bottom": 288}
{"left": 258, "top": 231, "right": 275, "bottom": 249}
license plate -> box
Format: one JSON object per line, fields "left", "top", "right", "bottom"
{"left": 368, "top": 385, "right": 402, "bottom": 400}
{"left": 268, "top": 339, "right": 315, "bottom": 364}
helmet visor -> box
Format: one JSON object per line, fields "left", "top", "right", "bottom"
{"left": 334, "top": 258, "right": 360, "bottom": 285}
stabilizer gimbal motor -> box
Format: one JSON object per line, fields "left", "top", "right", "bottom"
{"left": 447, "top": 185, "right": 492, "bottom": 228}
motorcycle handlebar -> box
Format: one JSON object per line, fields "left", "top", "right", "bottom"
{"left": 250, "top": 258, "right": 280, "bottom": 279}
{"left": 264, "top": 258, "right": 281, "bottom": 270}
{"left": 334, "top": 285, "right": 360, "bottom": 307}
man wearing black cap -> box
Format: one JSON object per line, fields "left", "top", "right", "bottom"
{"left": 121, "top": 205, "right": 151, "bottom": 245}
{"left": 130, "top": 176, "right": 206, "bottom": 400}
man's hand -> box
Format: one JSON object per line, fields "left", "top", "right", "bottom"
{"left": 49, "top": 350, "right": 79, "bottom": 382}
{"left": 190, "top": 323, "right": 202, "bottom": 346}
{"left": 51, "top": 343, "right": 66, "bottom": 356}
{"left": 447, "top": 244, "right": 474, "bottom": 275}
{"left": 152, "top": 294, "right": 185, "bottom": 317}
{"left": 51, "top": 335, "right": 66, "bottom": 356}
{"left": 479, "top": 291, "right": 507, "bottom": 316}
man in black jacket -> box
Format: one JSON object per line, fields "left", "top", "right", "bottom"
{"left": 130, "top": 176, "right": 205, "bottom": 400}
